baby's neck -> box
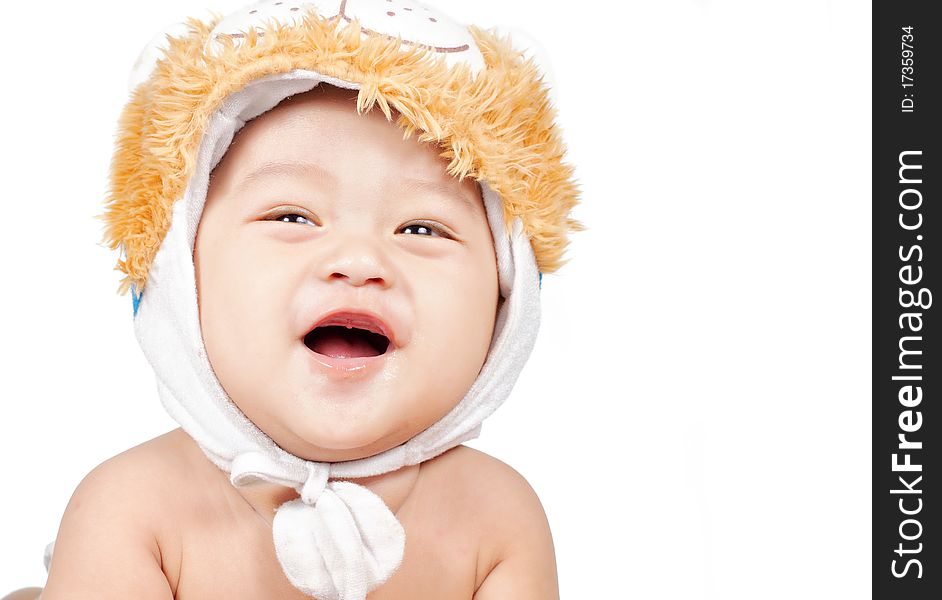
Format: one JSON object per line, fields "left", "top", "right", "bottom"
{"left": 171, "top": 428, "right": 423, "bottom": 524}
{"left": 237, "top": 463, "right": 422, "bottom": 525}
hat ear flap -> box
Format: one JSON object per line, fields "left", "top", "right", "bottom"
{"left": 488, "top": 24, "right": 559, "bottom": 109}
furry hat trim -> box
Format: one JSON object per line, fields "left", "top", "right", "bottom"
{"left": 97, "top": 8, "right": 583, "bottom": 296}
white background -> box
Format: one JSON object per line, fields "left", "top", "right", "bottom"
{"left": 0, "top": 1, "right": 871, "bottom": 598}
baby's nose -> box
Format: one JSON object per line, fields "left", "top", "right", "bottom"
{"left": 317, "top": 235, "right": 393, "bottom": 289}
{"left": 328, "top": 268, "right": 388, "bottom": 287}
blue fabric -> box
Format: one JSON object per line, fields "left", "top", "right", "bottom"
{"left": 132, "top": 284, "right": 143, "bottom": 317}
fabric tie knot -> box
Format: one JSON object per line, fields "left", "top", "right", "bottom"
{"left": 300, "top": 463, "right": 330, "bottom": 505}
{"left": 228, "top": 450, "right": 406, "bottom": 599}
{"left": 273, "top": 480, "right": 406, "bottom": 600}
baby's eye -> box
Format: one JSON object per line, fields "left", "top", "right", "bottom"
{"left": 271, "top": 212, "right": 316, "bottom": 226}
{"left": 399, "top": 222, "right": 449, "bottom": 238}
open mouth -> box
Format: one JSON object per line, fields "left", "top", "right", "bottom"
{"left": 304, "top": 325, "right": 391, "bottom": 359}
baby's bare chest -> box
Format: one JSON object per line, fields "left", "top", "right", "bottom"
{"left": 165, "top": 492, "right": 482, "bottom": 599}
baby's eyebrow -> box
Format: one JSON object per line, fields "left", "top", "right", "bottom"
{"left": 236, "top": 160, "right": 479, "bottom": 213}
{"left": 237, "top": 160, "right": 337, "bottom": 191}
{"left": 395, "top": 178, "right": 480, "bottom": 214}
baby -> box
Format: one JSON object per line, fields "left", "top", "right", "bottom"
{"left": 6, "top": 1, "right": 581, "bottom": 599}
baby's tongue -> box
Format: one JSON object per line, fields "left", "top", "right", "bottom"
{"left": 310, "top": 330, "right": 378, "bottom": 358}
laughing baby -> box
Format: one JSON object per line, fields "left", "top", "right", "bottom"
{"left": 18, "top": 1, "right": 583, "bottom": 599}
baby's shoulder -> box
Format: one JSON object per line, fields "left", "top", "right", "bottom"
{"left": 67, "top": 429, "right": 203, "bottom": 548}
{"left": 41, "top": 430, "right": 196, "bottom": 597}
{"left": 68, "top": 429, "right": 191, "bottom": 514}
{"left": 84, "top": 428, "right": 201, "bottom": 504}
{"left": 422, "top": 446, "right": 555, "bottom": 579}
{"left": 424, "top": 445, "right": 536, "bottom": 500}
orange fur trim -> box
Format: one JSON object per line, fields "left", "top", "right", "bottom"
{"left": 96, "top": 9, "right": 584, "bottom": 296}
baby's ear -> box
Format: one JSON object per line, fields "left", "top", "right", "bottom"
{"left": 488, "top": 24, "right": 560, "bottom": 110}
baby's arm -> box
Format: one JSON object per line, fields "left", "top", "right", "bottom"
{"left": 472, "top": 464, "right": 560, "bottom": 600}
{"left": 39, "top": 457, "right": 174, "bottom": 600}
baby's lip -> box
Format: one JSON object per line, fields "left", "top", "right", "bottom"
{"left": 303, "top": 307, "right": 402, "bottom": 350}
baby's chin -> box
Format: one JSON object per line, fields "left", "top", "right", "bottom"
{"left": 263, "top": 410, "right": 422, "bottom": 463}
{"left": 239, "top": 376, "right": 463, "bottom": 462}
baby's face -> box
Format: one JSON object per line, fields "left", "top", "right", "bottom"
{"left": 194, "top": 85, "right": 499, "bottom": 462}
